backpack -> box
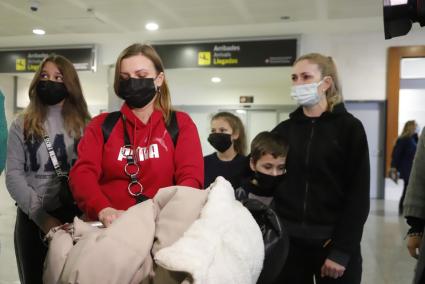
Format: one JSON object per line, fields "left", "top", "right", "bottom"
{"left": 101, "top": 110, "right": 179, "bottom": 146}
{"left": 241, "top": 198, "right": 289, "bottom": 284}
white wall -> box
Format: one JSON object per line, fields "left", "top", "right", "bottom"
{"left": 77, "top": 65, "right": 108, "bottom": 116}
{"left": 167, "top": 67, "right": 294, "bottom": 106}
{"left": 301, "top": 30, "right": 425, "bottom": 101}
{"left": 399, "top": 56, "right": 425, "bottom": 133}
{"left": 401, "top": 58, "right": 425, "bottom": 79}
{"left": 108, "top": 29, "right": 424, "bottom": 107}
{"left": 2, "top": 29, "right": 425, "bottom": 114}
{"left": 399, "top": 89, "right": 425, "bottom": 133}
{"left": 17, "top": 77, "right": 31, "bottom": 108}
{"left": 106, "top": 29, "right": 425, "bottom": 107}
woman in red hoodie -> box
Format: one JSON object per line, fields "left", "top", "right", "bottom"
{"left": 69, "top": 44, "right": 204, "bottom": 227}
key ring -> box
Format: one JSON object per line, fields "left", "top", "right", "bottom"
{"left": 124, "top": 162, "right": 140, "bottom": 176}
{"left": 121, "top": 115, "right": 145, "bottom": 199}
{"left": 128, "top": 180, "right": 144, "bottom": 196}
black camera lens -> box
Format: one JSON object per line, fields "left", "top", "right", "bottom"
{"left": 383, "top": 0, "right": 425, "bottom": 39}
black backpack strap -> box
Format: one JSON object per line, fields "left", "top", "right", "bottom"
{"left": 102, "top": 110, "right": 179, "bottom": 146}
{"left": 102, "top": 111, "right": 121, "bottom": 144}
{"left": 166, "top": 111, "right": 179, "bottom": 146}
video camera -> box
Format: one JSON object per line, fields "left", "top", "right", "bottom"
{"left": 384, "top": 0, "right": 425, "bottom": 39}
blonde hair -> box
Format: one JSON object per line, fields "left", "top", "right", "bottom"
{"left": 114, "top": 43, "right": 173, "bottom": 123}
{"left": 400, "top": 120, "right": 417, "bottom": 138}
{"left": 294, "top": 53, "right": 343, "bottom": 111}
{"left": 211, "top": 112, "right": 247, "bottom": 155}
{"left": 24, "top": 54, "right": 91, "bottom": 140}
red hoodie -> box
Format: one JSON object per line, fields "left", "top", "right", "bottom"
{"left": 69, "top": 103, "right": 204, "bottom": 220}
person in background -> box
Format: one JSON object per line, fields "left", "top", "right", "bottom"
{"left": 0, "top": 90, "right": 7, "bottom": 175}
{"left": 69, "top": 43, "right": 203, "bottom": 228}
{"left": 6, "top": 55, "right": 91, "bottom": 284}
{"left": 272, "top": 53, "right": 370, "bottom": 284}
{"left": 403, "top": 127, "right": 425, "bottom": 284}
{"left": 235, "top": 131, "right": 287, "bottom": 206}
{"left": 0, "top": 90, "right": 6, "bottom": 258}
{"left": 389, "top": 120, "right": 419, "bottom": 215}
{"left": 204, "top": 111, "right": 247, "bottom": 189}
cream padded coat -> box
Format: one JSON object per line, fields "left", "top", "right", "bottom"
{"left": 43, "top": 177, "right": 264, "bottom": 284}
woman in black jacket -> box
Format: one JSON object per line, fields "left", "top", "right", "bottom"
{"left": 389, "top": 120, "right": 418, "bottom": 215}
{"left": 272, "top": 53, "right": 370, "bottom": 284}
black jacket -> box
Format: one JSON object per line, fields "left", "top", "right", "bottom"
{"left": 235, "top": 179, "right": 289, "bottom": 284}
{"left": 204, "top": 153, "right": 248, "bottom": 189}
{"left": 272, "top": 103, "right": 370, "bottom": 266}
{"left": 391, "top": 134, "right": 418, "bottom": 181}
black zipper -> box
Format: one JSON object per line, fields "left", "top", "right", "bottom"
{"left": 302, "top": 119, "right": 316, "bottom": 224}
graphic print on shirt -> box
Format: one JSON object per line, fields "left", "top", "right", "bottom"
{"left": 151, "top": 130, "right": 169, "bottom": 152}
{"left": 25, "top": 137, "right": 42, "bottom": 172}
{"left": 25, "top": 134, "right": 74, "bottom": 173}
{"left": 117, "top": 143, "right": 160, "bottom": 162}
{"left": 44, "top": 134, "right": 69, "bottom": 172}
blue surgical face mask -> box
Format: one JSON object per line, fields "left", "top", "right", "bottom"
{"left": 290, "top": 80, "right": 324, "bottom": 107}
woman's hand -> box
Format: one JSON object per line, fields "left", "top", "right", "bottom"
{"left": 98, "top": 207, "right": 124, "bottom": 227}
{"left": 407, "top": 235, "right": 423, "bottom": 259}
{"left": 320, "top": 258, "right": 346, "bottom": 279}
{"left": 41, "top": 216, "right": 62, "bottom": 234}
{"left": 389, "top": 168, "right": 399, "bottom": 184}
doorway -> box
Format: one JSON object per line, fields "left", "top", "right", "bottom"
{"left": 386, "top": 46, "right": 425, "bottom": 173}
{"left": 346, "top": 101, "right": 386, "bottom": 199}
{"left": 386, "top": 46, "right": 425, "bottom": 202}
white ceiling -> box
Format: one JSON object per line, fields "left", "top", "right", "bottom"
{"left": 0, "top": 0, "right": 383, "bottom": 37}
{"left": 0, "top": 0, "right": 386, "bottom": 109}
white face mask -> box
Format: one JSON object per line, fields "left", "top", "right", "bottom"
{"left": 291, "top": 80, "right": 324, "bottom": 107}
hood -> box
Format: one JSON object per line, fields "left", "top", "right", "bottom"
{"left": 289, "top": 103, "right": 348, "bottom": 122}
{"left": 120, "top": 103, "right": 164, "bottom": 146}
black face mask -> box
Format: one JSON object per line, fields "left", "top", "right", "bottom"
{"left": 208, "top": 133, "right": 232, "bottom": 153}
{"left": 254, "top": 171, "right": 284, "bottom": 192}
{"left": 36, "top": 80, "right": 69, "bottom": 106}
{"left": 118, "top": 78, "right": 157, "bottom": 109}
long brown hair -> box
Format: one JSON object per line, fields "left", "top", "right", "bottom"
{"left": 23, "top": 54, "right": 91, "bottom": 140}
{"left": 211, "top": 112, "right": 247, "bottom": 155}
{"left": 114, "top": 43, "right": 173, "bottom": 123}
{"left": 294, "top": 53, "right": 343, "bottom": 111}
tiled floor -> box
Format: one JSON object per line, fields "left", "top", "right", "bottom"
{"left": 0, "top": 174, "right": 418, "bottom": 283}
{"left": 0, "top": 174, "right": 20, "bottom": 284}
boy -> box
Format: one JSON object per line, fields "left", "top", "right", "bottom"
{"left": 235, "top": 131, "right": 289, "bottom": 284}
{"left": 235, "top": 131, "right": 288, "bottom": 205}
